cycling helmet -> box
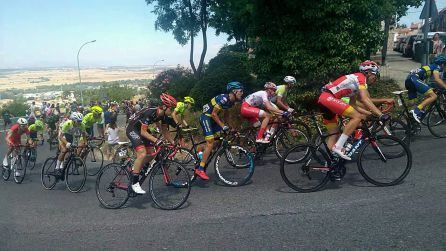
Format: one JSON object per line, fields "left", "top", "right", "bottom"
{"left": 160, "top": 93, "right": 177, "bottom": 108}
{"left": 434, "top": 55, "right": 446, "bottom": 65}
{"left": 359, "top": 60, "right": 380, "bottom": 74}
{"left": 184, "top": 96, "right": 195, "bottom": 105}
{"left": 284, "top": 76, "right": 296, "bottom": 85}
{"left": 264, "top": 82, "right": 277, "bottom": 90}
{"left": 17, "top": 118, "right": 28, "bottom": 126}
{"left": 91, "top": 105, "right": 103, "bottom": 114}
{"left": 35, "top": 120, "right": 44, "bottom": 129}
{"left": 70, "top": 112, "right": 84, "bottom": 122}
{"left": 227, "top": 81, "right": 244, "bottom": 92}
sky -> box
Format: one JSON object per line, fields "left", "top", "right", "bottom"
{"left": 0, "top": 0, "right": 230, "bottom": 69}
{"left": 2, "top": 1, "right": 446, "bottom": 70}
{"left": 399, "top": 0, "right": 446, "bottom": 26}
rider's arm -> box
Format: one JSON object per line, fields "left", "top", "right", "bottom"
{"left": 171, "top": 110, "right": 181, "bottom": 126}
{"left": 350, "top": 96, "right": 372, "bottom": 116}
{"left": 264, "top": 101, "right": 284, "bottom": 115}
{"left": 211, "top": 106, "right": 225, "bottom": 128}
{"left": 433, "top": 71, "right": 446, "bottom": 89}
{"left": 140, "top": 124, "right": 158, "bottom": 143}
{"left": 370, "top": 98, "right": 395, "bottom": 105}
{"left": 276, "top": 96, "right": 289, "bottom": 110}
{"left": 160, "top": 123, "right": 174, "bottom": 145}
{"left": 5, "top": 130, "right": 13, "bottom": 145}
{"left": 358, "top": 90, "right": 383, "bottom": 116}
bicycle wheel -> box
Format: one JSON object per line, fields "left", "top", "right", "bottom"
{"left": 214, "top": 145, "right": 254, "bottom": 186}
{"left": 65, "top": 157, "right": 87, "bottom": 193}
{"left": 280, "top": 143, "right": 331, "bottom": 192}
{"left": 149, "top": 160, "right": 191, "bottom": 210}
{"left": 12, "top": 156, "right": 26, "bottom": 184}
{"left": 112, "top": 145, "right": 134, "bottom": 164}
{"left": 85, "top": 146, "right": 104, "bottom": 176}
{"left": 377, "top": 118, "right": 411, "bottom": 146}
{"left": 275, "top": 127, "right": 309, "bottom": 161}
{"left": 41, "top": 157, "right": 58, "bottom": 190}
{"left": 2, "top": 164, "right": 11, "bottom": 181}
{"left": 231, "top": 134, "right": 256, "bottom": 154}
{"left": 170, "top": 147, "right": 196, "bottom": 181}
{"left": 25, "top": 148, "right": 37, "bottom": 170}
{"left": 427, "top": 103, "right": 446, "bottom": 138}
{"left": 96, "top": 163, "right": 130, "bottom": 209}
{"left": 357, "top": 135, "right": 412, "bottom": 186}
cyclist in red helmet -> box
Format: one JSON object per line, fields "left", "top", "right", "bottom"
{"left": 318, "top": 60, "right": 389, "bottom": 160}
{"left": 125, "top": 93, "right": 178, "bottom": 194}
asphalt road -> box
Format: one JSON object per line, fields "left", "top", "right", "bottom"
{"left": 0, "top": 126, "right": 445, "bottom": 250}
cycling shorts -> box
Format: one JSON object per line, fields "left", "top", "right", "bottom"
{"left": 30, "top": 131, "right": 38, "bottom": 140}
{"left": 199, "top": 114, "right": 222, "bottom": 140}
{"left": 126, "top": 129, "right": 154, "bottom": 151}
{"left": 86, "top": 127, "right": 94, "bottom": 138}
{"left": 318, "top": 91, "right": 355, "bottom": 130}
{"left": 405, "top": 74, "right": 433, "bottom": 99}
{"left": 240, "top": 102, "right": 262, "bottom": 124}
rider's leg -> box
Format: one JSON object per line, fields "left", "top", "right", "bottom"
{"left": 418, "top": 89, "right": 437, "bottom": 110}
{"left": 257, "top": 111, "right": 270, "bottom": 142}
{"left": 57, "top": 145, "right": 67, "bottom": 170}
{"left": 334, "top": 109, "right": 365, "bottom": 150}
{"left": 131, "top": 146, "right": 150, "bottom": 194}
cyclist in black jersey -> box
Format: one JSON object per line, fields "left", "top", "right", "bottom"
{"left": 125, "top": 93, "right": 177, "bottom": 194}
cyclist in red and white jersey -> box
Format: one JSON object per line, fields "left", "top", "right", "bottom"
{"left": 318, "top": 60, "right": 390, "bottom": 160}
{"left": 2, "top": 118, "right": 31, "bottom": 174}
{"left": 241, "top": 82, "right": 291, "bottom": 143}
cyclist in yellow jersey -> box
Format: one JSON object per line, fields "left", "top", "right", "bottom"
{"left": 271, "top": 76, "right": 297, "bottom": 113}
{"left": 28, "top": 119, "right": 45, "bottom": 147}
{"left": 171, "top": 96, "right": 195, "bottom": 127}
{"left": 82, "top": 106, "right": 103, "bottom": 138}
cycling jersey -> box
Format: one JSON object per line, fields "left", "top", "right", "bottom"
{"left": 200, "top": 94, "right": 235, "bottom": 140}
{"left": 244, "top": 91, "right": 270, "bottom": 107}
{"left": 6, "top": 124, "right": 29, "bottom": 145}
{"left": 202, "top": 94, "right": 234, "bottom": 116}
{"left": 175, "top": 102, "right": 187, "bottom": 116}
{"left": 82, "top": 112, "right": 102, "bottom": 129}
{"left": 270, "top": 85, "right": 287, "bottom": 103}
{"left": 29, "top": 121, "right": 44, "bottom": 139}
{"left": 60, "top": 120, "right": 86, "bottom": 135}
{"left": 409, "top": 64, "right": 442, "bottom": 81}
{"left": 323, "top": 73, "right": 367, "bottom": 99}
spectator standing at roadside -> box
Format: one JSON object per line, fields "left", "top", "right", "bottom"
{"left": 103, "top": 121, "right": 120, "bottom": 160}
{"left": 29, "top": 101, "right": 36, "bottom": 119}
{"left": 2, "top": 110, "right": 13, "bottom": 130}
{"left": 433, "top": 33, "right": 445, "bottom": 57}
{"left": 134, "top": 101, "right": 141, "bottom": 112}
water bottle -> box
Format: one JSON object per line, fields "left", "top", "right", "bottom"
{"left": 198, "top": 151, "right": 203, "bottom": 160}
{"left": 345, "top": 142, "right": 353, "bottom": 153}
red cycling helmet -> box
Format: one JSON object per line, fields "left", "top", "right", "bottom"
{"left": 359, "top": 60, "right": 380, "bottom": 74}
{"left": 160, "top": 93, "right": 177, "bottom": 108}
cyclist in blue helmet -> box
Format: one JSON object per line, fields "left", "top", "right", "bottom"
{"left": 405, "top": 55, "right": 446, "bottom": 122}
{"left": 195, "top": 81, "right": 244, "bottom": 180}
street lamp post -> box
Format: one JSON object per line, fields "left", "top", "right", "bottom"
{"left": 77, "top": 40, "right": 96, "bottom": 106}
{"left": 152, "top": 59, "right": 165, "bottom": 78}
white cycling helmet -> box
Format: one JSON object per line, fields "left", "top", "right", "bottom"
{"left": 359, "top": 60, "right": 380, "bottom": 74}
{"left": 264, "top": 82, "right": 277, "bottom": 90}
{"left": 284, "top": 76, "right": 296, "bottom": 85}
{"left": 70, "top": 112, "right": 84, "bottom": 122}
{"left": 17, "top": 117, "right": 28, "bottom": 126}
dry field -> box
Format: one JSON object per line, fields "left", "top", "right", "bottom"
{"left": 0, "top": 67, "right": 158, "bottom": 91}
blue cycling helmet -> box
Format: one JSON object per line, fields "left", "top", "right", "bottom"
{"left": 227, "top": 81, "right": 244, "bottom": 92}
{"left": 434, "top": 55, "right": 446, "bottom": 65}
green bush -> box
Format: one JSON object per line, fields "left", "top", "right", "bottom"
{"left": 0, "top": 97, "right": 27, "bottom": 117}
{"left": 148, "top": 66, "right": 194, "bottom": 99}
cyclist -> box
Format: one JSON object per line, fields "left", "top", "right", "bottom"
{"left": 318, "top": 60, "right": 389, "bottom": 160}
{"left": 172, "top": 96, "right": 195, "bottom": 128}
{"left": 196, "top": 82, "right": 244, "bottom": 180}
{"left": 405, "top": 55, "right": 446, "bottom": 123}
{"left": 56, "top": 112, "right": 88, "bottom": 174}
{"left": 271, "top": 76, "right": 297, "bottom": 113}
{"left": 241, "top": 82, "right": 290, "bottom": 143}
{"left": 126, "top": 93, "right": 177, "bottom": 194}
{"left": 82, "top": 105, "right": 103, "bottom": 138}
{"left": 28, "top": 119, "right": 45, "bottom": 147}
{"left": 46, "top": 111, "right": 60, "bottom": 140}
{"left": 2, "top": 118, "right": 31, "bottom": 175}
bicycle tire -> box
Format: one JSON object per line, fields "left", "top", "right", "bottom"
{"left": 85, "top": 146, "right": 104, "bottom": 176}
{"left": 378, "top": 118, "right": 411, "bottom": 146}
{"left": 149, "top": 160, "right": 191, "bottom": 210}
{"left": 12, "top": 157, "right": 26, "bottom": 184}
{"left": 26, "top": 148, "right": 37, "bottom": 170}
{"left": 41, "top": 157, "right": 58, "bottom": 190}
{"left": 214, "top": 145, "right": 254, "bottom": 187}
{"left": 2, "top": 164, "right": 11, "bottom": 181}
{"left": 274, "top": 127, "right": 309, "bottom": 161}
{"left": 280, "top": 143, "right": 331, "bottom": 192}
{"left": 357, "top": 135, "right": 412, "bottom": 186}
{"left": 427, "top": 103, "right": 446, "bottom": 138}
{"left": 291, "top": 119, "right": 313, "bottom": 142}
{"left": 170, "top": 147, "right": 196, "bottom": 182}
{"left": 65, "top": 157, "right": 87, "bottom": 193}
{"left": 95, "top": 163, "right": 130, "bottom": 209}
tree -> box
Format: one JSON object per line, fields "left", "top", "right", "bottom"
{"left": 0, "top": 96, "right": 27, "bottom": 117}
{"left": 146, "top": 0, "right": 210, "bottom": 78}
{"left": 148, "top": 66, "right": 194, "bottom": 99}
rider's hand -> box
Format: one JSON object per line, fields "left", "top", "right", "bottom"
{"left": 222, "top": 125, "right": 230, "bottom": 132}
{"left": 287, "top": 108, "right": 294, "bottom": 113}
{"left": 282, "top": 111, "right": 291, "bottom": 118}
{"left": 66, "top": 142, "right": 72, "bottom": 149}
{"left": 379, "top": 113, "right": 391, "bottom": 122}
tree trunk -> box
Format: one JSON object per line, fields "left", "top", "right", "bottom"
{"left": 382, "top": 16, "right": 391, "bottom": 66}
{"left": 186, "top": 0, "right": 197, "bottom": 75}
{"left": 196, "top": 0, "right": 208, "bottom": 79}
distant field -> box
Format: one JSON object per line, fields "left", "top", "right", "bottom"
{"left": 0, "top": 66, "right": 163, "bottom": 91}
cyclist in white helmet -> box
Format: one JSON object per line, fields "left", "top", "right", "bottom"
{"left": 271, "top": 76, "right": 297, "bottom": 113}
